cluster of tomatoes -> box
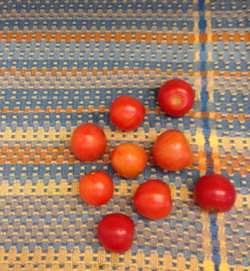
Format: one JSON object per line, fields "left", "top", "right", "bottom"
{"left": 70, "top": 79, "right": 236, "bottom": 253}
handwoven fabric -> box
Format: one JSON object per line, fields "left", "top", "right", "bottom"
{"left": 0, "top": 0, "right": 249, "bottom": 270}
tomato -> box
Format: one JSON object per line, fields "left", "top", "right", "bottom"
{"left": 70, "top": 123, "right": 107, "bottom": 162}
{"left": 111, "top": 143, "right": 147, "bottom": 178}
{"left": 133, "top": 180, "right": 172, "bottom": 220}
{"left": 152, "top": 130, "right": 193, "bottom": 171}
{"left": 158, "top": 79, "right": 194, "bottom": 117}
{"left": 194, "top": 173, "right": 236, "bottom": 213}
{"left": 109, "top": 95, "right": 145, "bottom": 131}
{"left": 97, "top": 213, "right": 135, "bottom": 253}
{"left": 79, "top": 170, "right": 114, "bottom": 206}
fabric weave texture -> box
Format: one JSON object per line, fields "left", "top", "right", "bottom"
{"left": 0, "top": 0, "right": 249, "bottom": 270}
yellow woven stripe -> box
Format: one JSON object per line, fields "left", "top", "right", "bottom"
{"left": 0, "top": 245, "right": 205, "bottom": 270}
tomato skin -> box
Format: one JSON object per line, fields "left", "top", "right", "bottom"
{"left": 158, "top": 79, "right": 194, "bottom": 117}
{"left": 133, "top": 180, "right": 172, "bottom": 220}
{"left": 97, "top": 213, "right": 135, "bottom": 253}
{"left": 111, "top": 143, "right": 147, "bottom": 178}
{"left": 70, "top": 123, "right": 107, "bottom": 162}
{"left": 109, "top": 95, "right": 145, "bottom": 131}
{"left": 194, "top": 173, "right": 236, "bottom": 213}
{"left": 79, "top": 171, "right": 114, "bottom": 206}
{"left": 152, "top": 130, "right": 193, "bottom": 171}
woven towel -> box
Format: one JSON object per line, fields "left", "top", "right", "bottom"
{"left": 0, "top": 0, "right": 249, "bottom": 270}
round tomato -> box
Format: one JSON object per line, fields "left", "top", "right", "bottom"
{"left": 109, "top": 95, "right": 145, "bottom": 131}
{"left": 70, "top": 123, "right": 107, "bottom": 162}
{"left": 152, "top": 130, "right": 193, "bottom": 171}
{"left": 133, "top": 180, "right": 172, "bottom": 220}
{"left": 79, "top": 170, "right": 114, "bottom": 206}
{"left": 111, "top": 143, "right": 147, "bottom": 178}
{"left": 97, "top": 213, "right": 135, "bottom": 253}
{"left": 158, "top": 79, "right": 194, "bottom": 117}
{"left": 194, "top": 173, "right": 236, "bottom": 213}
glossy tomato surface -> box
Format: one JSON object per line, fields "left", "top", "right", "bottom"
{"left": 134, "top": 180, "right": 172, "bottom": 220}
{"left": 152, "top": 130, "right": 193, "bottom": 171}
{"left": 70, "top": 123, "right": 107, "bottom": 162}
{"left": 194, "top": 173, "right": 236, "bottom": 213}
{"left": 79, "top": 170, "right": 114, "bottom": 206}
{"left": 97, "top": 213, "right": 135, "bottom": 253}
{"left": 111, "top": 143, "right": 147, "bottom": 178}
{"left": 158, "top": 79, "right": 194, "bottom": 117}
{"left": 109, "top": 95, "right": 145, "bottom": 131}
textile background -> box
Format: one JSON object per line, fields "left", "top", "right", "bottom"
{"left": 0, "top": 0, "right": 249, "bottom": 270}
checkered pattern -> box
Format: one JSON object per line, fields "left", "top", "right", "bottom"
{"left": 0, "top": 0, "right": 249, "bottom": 270}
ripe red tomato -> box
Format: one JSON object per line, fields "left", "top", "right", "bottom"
{"left": 158, "top": 79, "right": 194, "bottom": 117}
{"left": 97, "top": 213, "right": 135, "bottom": 253}
{"left": 109, "top": 95, "right": 145, "bottom": 131}
{"left": 152, "top": 130, "right": 193, "bottom": 171}
{"left": 79, "top": 170, "right": 114, "bottom": 206}
{"left": 70, "top": 123, "right": 107, "bottom": 162}
{"left": 111, "top": 143, "right": 147, "bottom": 178}
{"left": 133, "top": 180, "right": 172, "bottom": 220}
{"left": 194, "top": 173, "right": 236, "bottom": 213}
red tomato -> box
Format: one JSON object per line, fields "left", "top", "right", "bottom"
{"left": 97, "top": 213, "right": 135, "bottom": 253}
{"left": 152, "top": 130, "right": 193, "bottom": 171}
{"left": 70, "top": 123, "right": 107, "bottom": 162}
{"left": 79, "top": 170, "right": 114, "bottom": 206}
{"left": 111, "top": 143, "right": 147, "bottom": 178}
{"left": 133, "top": 180, "right": 172, "bottom": 220}
{"left": 109, "top": 95, "right": 145, "bottom": 131}
{"left": 158, "top": 79, "right": 194, "bottom": 117}
{"left": 194, "top": 173, "right": 236, "bottom": 213}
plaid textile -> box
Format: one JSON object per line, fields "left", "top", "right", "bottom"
{"left": 0, "top": 0, "right": 249, "bottom": 270}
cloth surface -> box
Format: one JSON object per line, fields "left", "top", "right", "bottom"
{"left": 0, "top": 0, "right": 249, "bottom": 270}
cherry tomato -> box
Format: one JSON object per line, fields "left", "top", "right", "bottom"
{"left": 194, "top": 173, "right": 236, "bottom": 213}
{"left": 79, "top": 170, "right": 114, "bottom": 206}
{"left": 109, "top": 95, "right": 145, "bottom": 131}
{"left": 133, "top": 180, "right": 172, "bottom": 220}
{"left": 158, "top": 79, "right": 194, "bottom": 117}
{"left": 111, "top": 143, "right": 147, "bottom": 178}
{"left": 97, "top": 213, "right": 135, "bottom": 253}
{"left": 70, "top": 123, "right": 107, "bottom": 162}
{"left": 152, "top": 130, "right": 193, "bottom": 171}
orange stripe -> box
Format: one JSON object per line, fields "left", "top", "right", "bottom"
{"left": 199, "top": 33, "right": 207, "bottom": 43}
{"left": 104, "top": 31, "right": 112, "bottom": 42}
{"left": 0, "top": 106, "right": 249, "bottom": 121}
{"left": 75, "top": 32, "right": 82, "bottom": 42}
{"left": 84, "top": 32, "right": 90, "bottom": 42}
{"left": 166, "top": 33, "right": 173, "bottom": 43}
{"left": 0, "top": 31, "right": 249, "bottom": 43}
{"left": 187, "top": 34, "right": 195, "bottom": 43}
{"left": 245, "top": 33, "right": 250, "bottom": 42}
{"left": 55, "top": 32, "right": 62, "bottom": 42}
{"left": 114, "top": 32, "right": 122, "bottom": 42}
{"left": 30, "top": 68, "right": 37, "bottom": 75}
{"left": 135, "top": 32, "right": 142, "bottom": 42}
{"left": 16, "top": 32, "right": 23, "bottom": 42}
{"left": 35, "top": 31, "right": 43, "bottom": 41}
{"left": 145, "top": 32, "right": 153, "bottom": 43}
{"left": 156, "top": 33, "right": 163, "bottom": 43}
{"left": 125, "top": 31, "right": 132, "bottom": 42}
{"left": 6, "top": 32, "right": 13, "bottom": 42}
{"left": 94, "top": 32, "right": 101, "bottom": 41}
{"left": 0, "top": 67, "right": 249, "bottom": 78}
{"left": 0, "top": 148, "right": 249, "bottom": 174}
{"left": 65, "top": 32, "right": 72, "bottom": 42}
{"left": 51, "top": 68, "right": 58, "bottom": 75}
{"left": 45, "top": 32, "right": 52, "bottom": 41}
{"left": 26, "top": 32, "right": 33, "bottom": 42}
{"left": 9, "top": 67, "right": 16, "bottom": 74}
